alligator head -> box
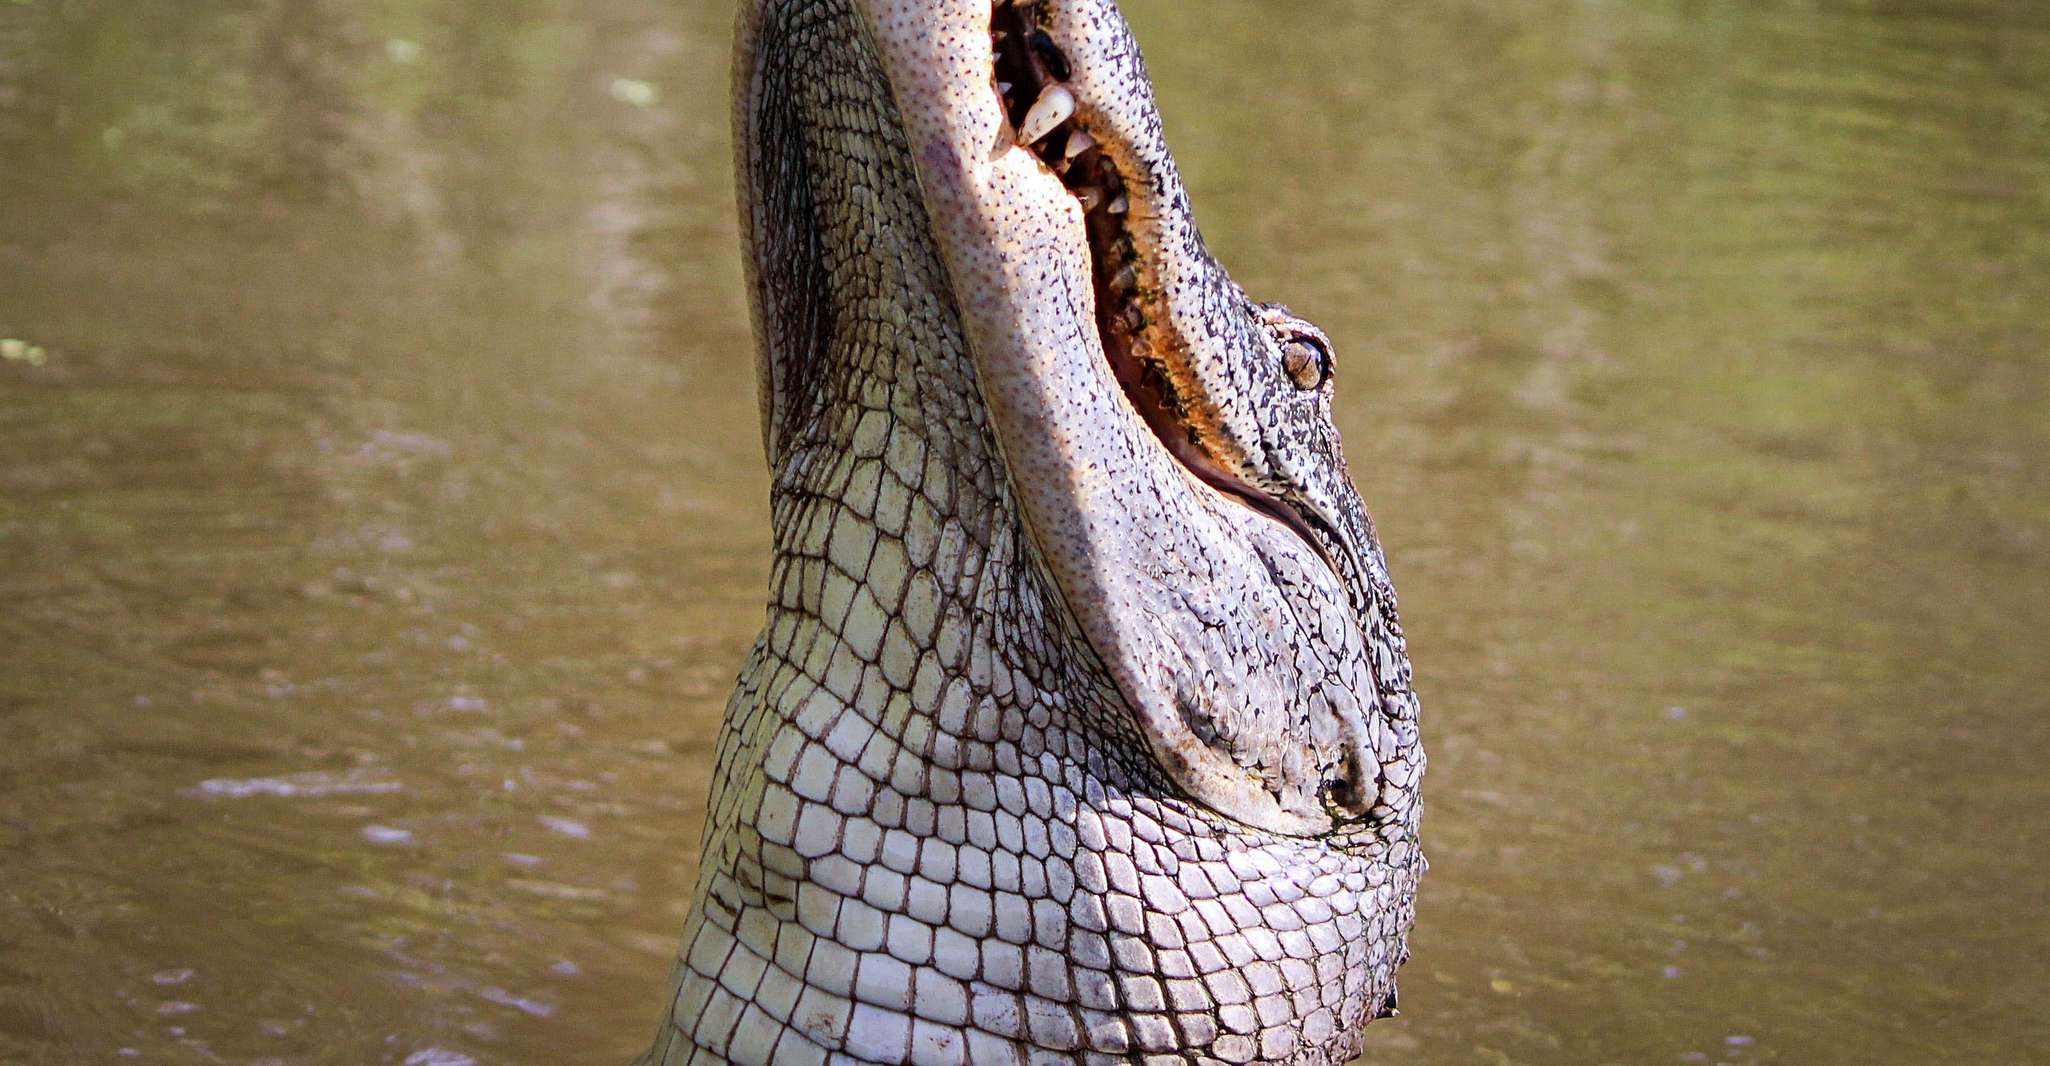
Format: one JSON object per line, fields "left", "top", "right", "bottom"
{"left": 645, "top": 0, "right": 1423, "bottom": 1062}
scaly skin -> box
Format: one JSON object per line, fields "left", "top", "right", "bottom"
{"left": 642, "top": 1, "right": 1423, "bottom": 1062}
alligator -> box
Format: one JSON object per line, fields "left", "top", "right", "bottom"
{"left": 641, "top": 0, "right": 1424, "bottom": 1062}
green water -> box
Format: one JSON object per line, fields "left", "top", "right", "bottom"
{"left": 2, "top": 0, "right": 2046, "bottom": 1063}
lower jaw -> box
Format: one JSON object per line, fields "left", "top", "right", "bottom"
{"left": 993, "top": 13, "right": 1202, "bottom": 493}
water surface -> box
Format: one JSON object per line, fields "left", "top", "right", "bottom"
{"left": 2, "top": 0, "right": 2046, "bottom": 1063}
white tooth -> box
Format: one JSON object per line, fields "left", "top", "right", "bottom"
{"left": 1063, "top": 129, "right": 1096, "bottom": 159}
{"left": 1106, "top": 193, "right": 1128, "bottom": 214}
{"left": 1017, "top": 84, "right": 1075, "bottom": 145}
{"left": 1076, "top": 186, "right": 1104, "bottom": 211}
{"left": 997, "top": 81, "right": 1013, "bottom": 95}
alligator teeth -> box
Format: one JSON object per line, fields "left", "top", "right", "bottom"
{"left": 1017, "top": 84, "right": 1074, "bottom": 145}
{"left": 1105, "top": 192, "right": 1129, "bottom": 214}
{"left": 1076, "top": 186, "right": 1104, "bottom": 212}
{"left": 1063, "top": 129, "right": 1096, "bottom": 159}
{"left": 996, "top": 81, "right": 1013, "bottom": 96}
{"left": 1110, "top": 261, "right": 1139, "bottom": 291}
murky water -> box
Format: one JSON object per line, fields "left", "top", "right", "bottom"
{"left": 3, "top": 0, "right": 2046, "bottom": 1063}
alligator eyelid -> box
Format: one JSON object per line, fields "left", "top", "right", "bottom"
{"left": 1282, "top": 334, "right": 1333, "bottom": 390}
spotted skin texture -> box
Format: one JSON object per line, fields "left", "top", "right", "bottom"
{"left": 642, "top": 2, "right": 1423, "bottom": 1063}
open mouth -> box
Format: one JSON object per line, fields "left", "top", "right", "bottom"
{"left": 991, "top": 3, "right": 1344, "bottom": 576}
{"left": 991, "top": 4, "right": 1155, "bottom": 432}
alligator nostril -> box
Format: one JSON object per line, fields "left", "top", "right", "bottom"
{"left": 1029, "top": 30, "right": 1071, "bottom": 80}
{"left": 1324, "top": 743, "right": 1378, "bottom": 820}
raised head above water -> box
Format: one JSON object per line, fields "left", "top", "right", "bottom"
{"left": 645, "top": 0, "right": 1424, "bottom": 1061}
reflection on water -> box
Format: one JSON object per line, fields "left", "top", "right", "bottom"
{"left": 1, "top": 0, "right": 2045, "bottom": 1062}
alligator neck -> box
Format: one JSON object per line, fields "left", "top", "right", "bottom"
{"left": 642, "top": 2, "right": 1417, "bottom": 1062}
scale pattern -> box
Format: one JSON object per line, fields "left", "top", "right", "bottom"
{"left": 644, "top": 2, "right": 1422, "bottom": 1062}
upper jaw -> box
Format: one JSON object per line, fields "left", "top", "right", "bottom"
{"left": 855, "top": 0, "right": 1404, "bottom": 837}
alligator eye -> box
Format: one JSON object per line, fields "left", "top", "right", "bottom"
{"left": 1281, "top": 335, "right": 1331, "bottom": 391}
